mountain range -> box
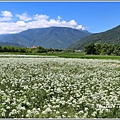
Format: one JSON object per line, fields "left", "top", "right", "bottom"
{"left": 1, "top": 25, "right": 120, "bottom": 50}
{"left": 0, "top": 27, "right": 91, "bottom": 49}
{"left": 68, "top": 25, "right": 120, "bottom": 50}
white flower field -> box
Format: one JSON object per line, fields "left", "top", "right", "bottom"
{"left": 0, "top": 56, "right": 120, "bottom": 118}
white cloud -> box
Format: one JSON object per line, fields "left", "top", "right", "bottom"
{"left": 47, "top": 19, "right": 78, "bottom": 29}
{"left": 69, "top": 20, "right": 77, "bottom": 26}
{"left": 16, "top": 13, "right": 32, "bottom": 21}
{"left": 0, "top": 10, "right": 13, "bottom": 22}
{"left": 0, "top": 11, "right": 86, "bottom": 34}
{"left": 76, "top": 25, "right": 85, "bottom": 30}
{"left": 57, "top": 15, "right": 61, "bottom": 21}
{"left": 0, "top": 17, "right": 12, "bottom": 22}
{"left": 48, "top": 19, "right": 60, "bottom": 27}
{"left": 1, "top": 11, "right": 13, "bottom": 17}
{"left": 34, "top": 14, "right": 49, "bottom": 20}
{"left": 0, "top": 22, "right": 26, "bottom": 34}
{"left": 16, "top": 21, "right": 26, "bottom": 27}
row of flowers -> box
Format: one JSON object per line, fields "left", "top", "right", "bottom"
{"left": 0, "top": 57, "right": 120, "bottom": 118}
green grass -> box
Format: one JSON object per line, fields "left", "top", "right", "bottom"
{"left": 40, "top": 53, "right": 120, "bottom": 60}
{"left": 79, "top": 54, "right": 120, "bottom": 60}
{"left": 0, "top": 52, "right": 120, "bottom": 60}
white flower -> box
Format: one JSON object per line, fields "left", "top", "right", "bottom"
{"left": 56, "top": 111, "right": 60, "bottom": 114}
{"left": 1, "top": 112, "right": 6, "bottom": 117}
{"left": 45, "top": 107, "right": 52, "bottom": 112}
{"left": 23, "top": 85, "right": 28, "bottom": 89}
{"left": 5, "top": 98, "right": 10, "bottom": 103}
{"left": 84, "top": 107, "right": 89, "bottom": 112}
{"left": 91, "top": 111, "right": 97, "bottom": 117}
{"left": 42, "top": 110, "right": 46, "bottom": 115}
{"left": 21, "top": 107, "right": 26, "bottom": 110}
{"left": 27, "top": 110, "right": 31, "bottom": 114}
{"left": 56, "top": 87, "right": 62, "bottom": 93}
{"left": 26, "top": 114, "right": 29, "bottom": 117}
{"left": 37, "top": 108, "right": 41, "bottom": 111}
{"left": 26, "top": 102, "right": 31, "bottom": 106}
{"left": 6, "top": 106, "right": 10, "bottom": 109}
{"left": 64, "top": 111, "right": 67, "bottom": 114}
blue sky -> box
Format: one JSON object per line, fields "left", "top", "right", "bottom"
{"left": 0, "top": 2, "right": 120, "bottom": 34}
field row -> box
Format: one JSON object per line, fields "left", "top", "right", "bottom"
{"left": 0, "top": 57, "right": 120, "bottom": 118}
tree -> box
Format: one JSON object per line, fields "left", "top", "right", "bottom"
{"left": 94, "top": 43, "right": 101, "bottom": 55}
{"left": 0, "top": 46, "right": 3, "bottom": 52}
{"left": 84, "top": 43, "right": 96, "bottom": 54}
{"left": 37, "top": 46, "right": 47, "bottom": 53}
{"left": 100, "top": 43, "right": 109, "bottom": 55}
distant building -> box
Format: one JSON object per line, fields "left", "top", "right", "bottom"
{"left": 75, "top": 50, "right": 82, "bottom": 52}
{"left": 31, "top": 46, "right": 38, "bottom": 48}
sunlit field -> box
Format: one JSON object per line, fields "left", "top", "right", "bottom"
{"left": 0, "top": 56, "right": 120, "bottom": 118}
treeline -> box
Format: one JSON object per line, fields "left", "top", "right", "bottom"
{"left": 0, "top": 46, "right": 64, "bottom": 53}
{"left": 84, "top": 43, "right": 120, "bottom": 56}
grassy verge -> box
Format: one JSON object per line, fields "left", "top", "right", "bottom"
{"left": 0, "top": 52, "right": 120, "bottom": 60}
{"left": 40, "top": 53, "right": 120, "bottom": 60}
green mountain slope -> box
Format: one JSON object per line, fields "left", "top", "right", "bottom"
{"left": 68, "top": 25, "right": 120, "bottom": 50}
{"left": 0, "top": 27, "right": 91, "bottom": 49}
{"left": 0, "top": 34, "right": 8, "bottom": 40}
{"left": 0, "top": 42, "right": 23, "bottom": 47}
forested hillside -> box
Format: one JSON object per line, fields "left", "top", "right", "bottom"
{"left": 68, "top": 25, "right": 120, "bottom": 50}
